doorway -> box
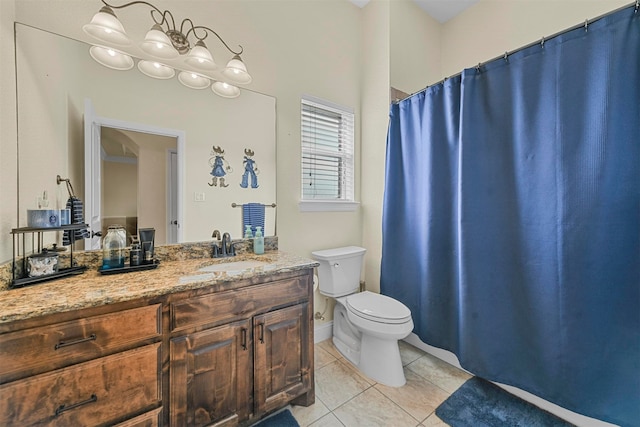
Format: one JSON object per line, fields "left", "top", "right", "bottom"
{"left": 84, "top": 99, "right": 184, "bottom": 249}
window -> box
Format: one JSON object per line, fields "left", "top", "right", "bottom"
{"left": 299, "top": 96, "right": 358, "bottom": 212}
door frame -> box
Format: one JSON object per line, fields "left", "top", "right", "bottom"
{"left": 85, "top": 99, "right": 186, "bottom": 247}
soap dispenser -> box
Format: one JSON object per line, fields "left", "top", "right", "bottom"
{"left": 253, "top": 226, "right": 264, "bottom": 255}
{"left": 244, "top": 225, "right": 253, "bottom": 239}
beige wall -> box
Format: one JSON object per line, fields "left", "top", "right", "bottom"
{"left": 360, "top": 1, "right": 390, "bottom": 296}
{"left": 440, "top": 0, "right": 629, "bottom": 78}
{"left": 0, "top": 1, "right": 17, "bottom": 263}
{"left": 1, "top": 0, "right": 631, "bottom": 318}
{"left": 103, "top": 161, "right": 137, "bottom": 218}
{"left": 138, "top": 147, "right": 168, "bottom": 244}
{"left": 390, "top": 0, "right": 441, "bottom": 95}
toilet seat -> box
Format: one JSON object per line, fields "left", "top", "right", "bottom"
{"left": 346, "top": 291, "right": 412, "bottom": 324}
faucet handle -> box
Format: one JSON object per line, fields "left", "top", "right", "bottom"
{"left": 212, "top": 242, "right": 221, "bottom": 258}
{"left": 212, "top": 229, "right": 221, "bottom": 239}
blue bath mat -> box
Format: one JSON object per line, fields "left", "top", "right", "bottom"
{"left": 436, "top": 377, "right": 575, "bottom": 427}
{"left": 250, "top": 409, "right": 299, "bottom": 427}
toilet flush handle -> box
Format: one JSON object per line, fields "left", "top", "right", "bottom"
{"left": 333, "top": 263, "right": 340, "bottom": 268}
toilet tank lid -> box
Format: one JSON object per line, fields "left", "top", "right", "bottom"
{"left": 311, "top": 246, "right": 367, "bottom": 261}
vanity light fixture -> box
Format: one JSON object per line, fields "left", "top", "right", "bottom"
{"left": 83, "top": 0, "right": 249, "bottom": 97}
{"left": 89, "top": 45, "right": 134, "bottom": 70}
{"left": 137, "top": 60, "right": 175, "bottom": 79}
{"left": 212, "top": 81, "right": 241, "bottom": 98}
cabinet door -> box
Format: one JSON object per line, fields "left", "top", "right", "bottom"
{"left": 254, "top": 303, "right": 311, "bottom": 414}
{"left": 170, "top": 319, "right": 252, "bottom": 427}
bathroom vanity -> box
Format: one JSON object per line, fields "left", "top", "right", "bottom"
{"left": 0, "top": 249, "right": 317, "bottom": 426}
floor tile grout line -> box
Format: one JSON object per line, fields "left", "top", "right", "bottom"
{"left": 405, "top": 358, "right": 463, "bottom": 396}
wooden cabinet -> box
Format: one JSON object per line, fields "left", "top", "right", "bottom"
{"left": 170, "top": 319, "right": 252, "bottom": 427}
{"left": 169, "top": 272, "right": 314, "bottom": 426}
{"left": 0, "top": 304, "right": 162, "bottom": 383}
{"left": 0, "top": 329, "right": 162, "bottom": 426}
{"left": 0, "top": 267, "right": 314, "bottom": 426}
{"left": 254, "top": 303, "right": 311, "bottom": 415}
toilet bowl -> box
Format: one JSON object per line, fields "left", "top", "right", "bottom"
{"left": 312, "top": 247, "right": 414, "bottom": 387}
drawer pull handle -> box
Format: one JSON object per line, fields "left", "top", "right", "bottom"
{"left": 55, "top": 334, "right": 97, "bottom": 350}
{"left": 258, "top": 323, "right": 265, "bottom": 344}
{"left": 241, "top": 328, "right": 247, "bottom": 350}
{"left": 55, "top": 394, "right": 98, "bottom": 416}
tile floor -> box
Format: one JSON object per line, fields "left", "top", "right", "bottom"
{"left": 291, "top": 339, "right": 472, "bottom": 427}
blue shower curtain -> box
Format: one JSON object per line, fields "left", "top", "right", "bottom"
{"left": 381, "top": 7, "right": 639, "bottom": 427}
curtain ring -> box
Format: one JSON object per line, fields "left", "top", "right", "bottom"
{"left": 584, "top": 19, "right": 589, "bottom": 32}
{"left": 635, "top": 0, "right": 639, "bottom": 13}
{"left": 503, "top": 52, "right": 509, "bottom": 62}
{"left": 540, "top": 36, "right": 545, "bottom": 48}
{"left": 476, "top": 63, "right": 482, "bottom": 72}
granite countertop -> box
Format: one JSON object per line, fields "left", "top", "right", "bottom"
{"left": 0, "top": 250, "right": 318, "bottom": 325}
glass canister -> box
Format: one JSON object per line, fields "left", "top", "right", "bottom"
{"left": 27, "top": 249, "right": 59, "bottom": 277}
{"left": 102, "top": 225, "right": 126, "bottom": 269}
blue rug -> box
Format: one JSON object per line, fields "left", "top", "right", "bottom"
{"left": 436, "top": 377, "right": 575, "bottom": 427}
{"left": 251, "top": 409, "right": 299, "bottom": 427}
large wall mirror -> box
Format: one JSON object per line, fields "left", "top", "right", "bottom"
{"left": 16, "top": 23, "right": 276, "bottom": 250}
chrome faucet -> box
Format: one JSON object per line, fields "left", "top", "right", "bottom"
{"left": 211, "top": 230, "right": 235, "bottom": 258}
{"left": 221, "top": 232, "right": 235, "bottom": 257}
{"left": 212, "top": 229, "right": 221, "bottom": 257}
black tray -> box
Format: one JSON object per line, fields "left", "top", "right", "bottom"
{"left": 98, "top": 260, "right": 160, "bottom": 275}
{"left": 10, "top": 266, "right": 87, "bottom": 289}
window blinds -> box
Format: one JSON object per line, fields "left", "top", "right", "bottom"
{"left": 301, "top": 98, "right": 354, "bottom": 201}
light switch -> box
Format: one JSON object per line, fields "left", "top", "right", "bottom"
{"left": 194, "top": 192, "right": 205, "bottom": 202}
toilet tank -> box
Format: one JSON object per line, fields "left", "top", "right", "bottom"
{"left": 311, "top": 246, "right": 366, "bottom": 297}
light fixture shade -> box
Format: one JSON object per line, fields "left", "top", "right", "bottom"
{"left": 137, "top": 60, "right": 175, "bottom": 79}
{"left": 222, "top": 54, "right": 252, "bottom": 84}
{"left": 140, "top": 24, "right": 178, "bottom": 59}
{"left": 184, "top": 40, "right": 216, "bottom": 71}
{"left": 178, "top": 71, "right": 211, "bottom": 89}
{"left": 212, "top": 81, "right": 240, "bottom": 98}
{"left": 89, "top": 45, "right": 134, "bottom": 70}
{"left": 82, "top": 6, "right": 131, "bottom": 46}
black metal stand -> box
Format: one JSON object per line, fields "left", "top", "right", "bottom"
{"left": 10, "top": 224, "right": 88, "bottom": 289}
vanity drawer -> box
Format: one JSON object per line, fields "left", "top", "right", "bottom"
{"left": 113, "top": 407, "right": 162, "bottom": 427}
{"left": 0, "top": 304, "right": 161, "bottom": 383}
{"left": 0, "top": 343, "right": 161, "bottom": 426}
{"left": 171, "top": 275, "right": 309, "bottom": 332}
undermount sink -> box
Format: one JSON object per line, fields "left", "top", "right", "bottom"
{"left": 198, "top": 260, "right": 268, "bottom": 273}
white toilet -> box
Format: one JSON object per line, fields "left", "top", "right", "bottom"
{"left": 312, "top": 246, "right": 414, "bottom": 387}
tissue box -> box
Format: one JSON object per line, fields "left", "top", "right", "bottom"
{"left": 27, "top": 209, "right": 61, "bottom": 228}
{"left": 59, "top": 209, "right": 71, "bottom": 225}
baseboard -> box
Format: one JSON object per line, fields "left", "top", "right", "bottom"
{"left": 314, "top": 321, "right": 333, "bottom": 343}
{"left": 403, "top": 333, "right": 617, "bottom": 427}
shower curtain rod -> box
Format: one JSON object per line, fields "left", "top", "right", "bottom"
{"left": 395, "top": 0, "right": 638, "bottom": 104}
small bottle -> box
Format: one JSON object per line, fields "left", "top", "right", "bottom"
{"left": 244, "top": 225, "right": 253, "bottom": 239}
{"left": 102, "top": 225, "right": 125, "bottom": 269}
{"left": 253, "top": 226, "right": 264, "bottom": 255}
{"left": 130, "top": 242, "right": 141, "bottom": 266}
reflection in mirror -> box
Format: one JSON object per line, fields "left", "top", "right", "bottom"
{"left": 16, "top": 23, "right": 276, "bottom": 253}
{"left": 100, "top": 127, "right": 178, "bottom": 247}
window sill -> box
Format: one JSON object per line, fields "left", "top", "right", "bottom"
{"left": 298, "top": 200, "right": 360, "bottom": 212}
